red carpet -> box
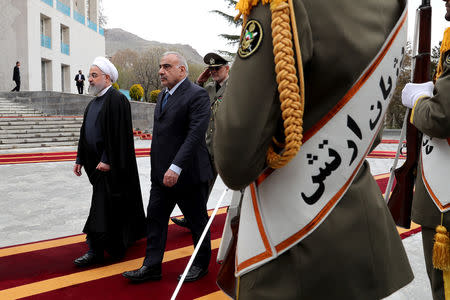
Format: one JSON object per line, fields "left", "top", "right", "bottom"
{"left": 0, "top": 149, "right": 150, "bottom": 165}
{"left": 367, "top": 150, "right": 406, "bottom": 159}
{"left": 380, "top": 139, "right": 404, "bottom": 144}
{"left": 0, "top": 212, "right": 226, "bottom": 300}
{"left": 0, "top": 175, "right": 421, "bottom": 300}
{"left": 0, "top": 149, "right": 405, "bottom": 165}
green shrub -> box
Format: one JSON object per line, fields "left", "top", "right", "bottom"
{"left": 129, "top": 84, "right": 144, "bottom": 101}
{"left": 112, "top": 82, "right": 120, "bottom": 90}
{"left": 150, "top": 89, "right": 161, "bottom": 103}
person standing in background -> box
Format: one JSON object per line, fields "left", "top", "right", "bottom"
{"left": 11, "top": 61, "right": 20, "bottom": 92}
{"left": 75, "top": 70, "right": 85, "bottom": 94}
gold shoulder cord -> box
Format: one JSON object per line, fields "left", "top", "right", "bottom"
{"left": 236, "top": 0, "right": 305, "bottom": 169}
{"left": 434, "top": 27, "right": 450, "bottom": 82}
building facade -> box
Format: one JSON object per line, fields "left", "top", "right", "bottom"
{"left": 0, "top": 0, "right": 105, "bottom": 93}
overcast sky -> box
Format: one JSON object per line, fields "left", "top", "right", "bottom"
{"left": 103, "top": 0, "right": 448, "bottom": 57}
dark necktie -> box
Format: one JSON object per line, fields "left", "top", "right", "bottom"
{"left": 161, "top": 92, "right": 170, "bottom": 111}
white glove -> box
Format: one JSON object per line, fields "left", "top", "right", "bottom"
{"left": 401, "top": 81, "right": 434, "bottom": 109}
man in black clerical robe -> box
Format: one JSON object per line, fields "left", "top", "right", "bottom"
{"left": 73, "top": 56, "right": 146, "bottom": 267}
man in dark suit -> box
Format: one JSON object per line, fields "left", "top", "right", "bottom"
{"left": 11, "top": 61, "right": 20, "bottom": 92}
{"left": 171, "top": 52, "right": 230, "bottom": 228}
{"left": 75, "top": 70, "right": 85, "bottom": 94}
{"left": 123, "top": 52, "right": 213, "bottom": 283}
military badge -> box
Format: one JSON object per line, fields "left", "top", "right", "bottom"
{"left": 238, "top": 20, "right": 263, "bottom": 59}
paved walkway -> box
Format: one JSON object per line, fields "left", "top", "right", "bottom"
{"left": 0, "top": 139, "right": 230, "bottom": 248}
{"left": 0, "top": 130, "right": 435, "bottom": 299}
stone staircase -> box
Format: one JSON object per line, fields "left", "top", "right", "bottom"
{"left": 0, "top": 98, "right": 82, "bottom": 150}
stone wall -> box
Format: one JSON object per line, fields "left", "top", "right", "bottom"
{"left": 0, "top": 91, "right": 155, "bottom": 131}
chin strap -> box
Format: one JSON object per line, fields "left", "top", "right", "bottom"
{"left": 235, "top": 0, "right": 305, "bottom": 169}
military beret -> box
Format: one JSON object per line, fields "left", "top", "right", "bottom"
{"left": 203, "top": 52, "right": 229, "bottom": 67}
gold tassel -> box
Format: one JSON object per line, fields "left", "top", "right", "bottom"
{"left": 433, "top": 213, "right": 450, "bottom": 300}
{"left": 433, "top": 225, "right": 450, "bottom": 271}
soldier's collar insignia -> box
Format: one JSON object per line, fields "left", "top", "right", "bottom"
{"left": 238, "top": 20, "right": 263, "bottom": 59}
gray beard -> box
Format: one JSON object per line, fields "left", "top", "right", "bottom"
{"left": 88, "top": 84, "right": 102, "bottom": 96}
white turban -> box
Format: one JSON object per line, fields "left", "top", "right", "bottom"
{"left": 92, "top": 56, "right": 118, "bottom": 83}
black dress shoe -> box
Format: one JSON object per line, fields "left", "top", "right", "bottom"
{"left": 74, "top": 252, "right": 103, "bottom": 267}
{"left": 178, "top": 265, "right": 208, "bottom": 282}
{"left": 171, "top": 217, "right": 189, "bottom": 228}
{"left": 122, "top": 265, "right": 162, "bottom": 282}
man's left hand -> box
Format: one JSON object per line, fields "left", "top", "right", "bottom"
{"left": 96, "top": 162, "right": 111, "bottom": 172}
{"left": 163, "top": 169, "right": 179, "bottom": 187}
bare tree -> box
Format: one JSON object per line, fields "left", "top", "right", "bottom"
{"left": 98, "top": 0, "right": 108, "bottom": 27}
{"left": 112, "top": 48, "right": 206, "bottom": 102}
{"left": 133, "top": 48, "right": 168, "bottom": 102}
{"left": 385, "top": 43, "right": 412, "bottom": 129}
{"left": 111, "top": 49, "right": 139, "bottom": 90}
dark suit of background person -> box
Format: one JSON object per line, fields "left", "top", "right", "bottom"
{"left": 123, "top": 52, "right": 213, "bottom": 283}
{"left": 75, "top": 71, "right": 85, "bottom": 94}
{"left": 11, "top": 62, "right": 20, "bottom": 92}
{"left": 74, "top": 57, "right": 146, "bottom": 267}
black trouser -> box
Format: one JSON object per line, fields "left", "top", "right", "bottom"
{"left": 86, "top": 232, "right": 126, "bottom": 259}
{"left": 83, "top": 167, "right": 127, "bottom": 259}
{"left": 77, "top": 85, "right": 83, "bottom": 94}
{"left": 144, "top": 181, "right": 211, "bottom": 269}
{"left": 11, "top": 80, "right": 20, "bottom": 92}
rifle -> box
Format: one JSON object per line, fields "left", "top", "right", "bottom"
{"left": 216, "top": 189, "right": 244, "bottom": 299}
{"left": 216, "top": 215, "right": 240, "bottom": 298}
{"left": 387, "top": 0, "right": 431, "bottom": 228}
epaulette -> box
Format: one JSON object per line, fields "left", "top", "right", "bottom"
{"left": 235, "top": 0, "right": 305, "bottom": 169}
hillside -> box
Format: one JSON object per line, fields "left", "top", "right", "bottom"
{"left": 104, "top": 28, "right": 204, "bottom": 65}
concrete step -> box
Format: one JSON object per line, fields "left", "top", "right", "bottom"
{"left": 0, "top": 136, "right": 80, "bottom": 144}
{"left": 0, "top": 113, "right": 43, "bottom": 116}
{"left": 0, "top": 113, "right": 45, "bottom": 117}
{"left": 0, "top": 132, "right": 80, "bottom": 139}
{"left": 0, "top": 106, "right": 35, "bottom": 110}
{"left": 0, "top": 124, "right": 81, "bottom": 130}
{"left": 0, "top": 127, "right": 80, "bottom": 134}
{"left": 0, "top": 116, "right": 83, "bottom": 122}
{"left": 0, "top": 120, "right": 82, "bottom": 126}
{"left": 0, "top": 141, "right": 78, "bottom": 150}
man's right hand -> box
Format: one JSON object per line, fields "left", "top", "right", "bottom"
{"left": 74, "top": 164, "right": 82, "bottom": 176}
{"left": 196, "top": 68, "right": 211, "bottom": 85}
